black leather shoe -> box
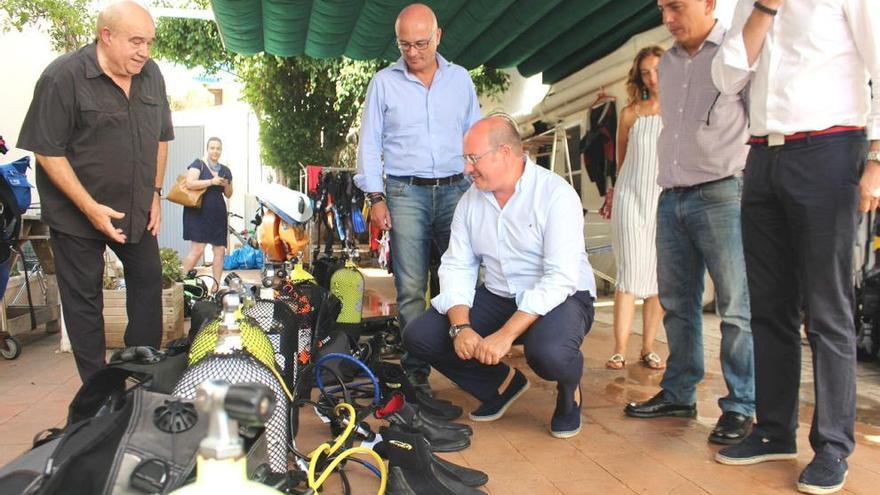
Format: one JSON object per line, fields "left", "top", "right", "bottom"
{"left": 624, "top": 391, "right": 696, "bottom": 418}
{"left": 709, "top": 411, "right": 753, "bottom": 445}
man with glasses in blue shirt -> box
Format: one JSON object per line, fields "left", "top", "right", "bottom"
{"left": 355, "top": 3, "right": 481, "bottom": 395}
{"left": 403, "top": 116, "right": 596, "bottom": 438}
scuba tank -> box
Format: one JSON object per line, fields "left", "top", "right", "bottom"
{"left": 170, "top": 381, "right": 283, "bottom": 495}
{"left": 174, "top": 292, "right": 291, "bottom": 473}
{"left": 330, "top": 252, "right": 365, "bottom": 325}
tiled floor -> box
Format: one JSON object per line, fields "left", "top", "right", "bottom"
{"left": 2, "top": 269, "right": 880, "bottom": 494}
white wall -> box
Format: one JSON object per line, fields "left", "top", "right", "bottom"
{"left": 171, "top": 103, "right": 269, "bottom": 235}
{"left": 0, "top": 23, "right": 60, "bottom": 200}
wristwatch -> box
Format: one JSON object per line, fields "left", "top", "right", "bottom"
{"left": 153, "top": 186, "right": 162, "bottom": 195}
{"left": 449, "top": 323, "right": 472, "bottom": 339}
{"left": 867, "top": 150, "right": 880, "bottom": 163}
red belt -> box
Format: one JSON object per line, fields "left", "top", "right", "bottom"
{"left": 748, "top": 126, "right": 864, "bottom": 146}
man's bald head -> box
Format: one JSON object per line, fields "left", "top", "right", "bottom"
{"left": 395, "top": 3, "right": 438, "bottom": 36}
{"left": 468, "top": 116, "right": 523, "bottom": 156}
{"left": 97, "top": 0, "right": 153, "bottom": 36}
{"left": 463, "top": 116, "right": 525, "bottom": 193}
{"left": 394, "top": 3, "right": 441, "bottom": 73}
{"left": 95, "top": 1, "right": 155, "bottom": 79}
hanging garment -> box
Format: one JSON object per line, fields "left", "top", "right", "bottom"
{"left": 579, "top": 99, "right": 618, "bottom": 196}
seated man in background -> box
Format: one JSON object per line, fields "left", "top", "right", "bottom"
{"left": 403, "top": 116, "right": 596, "bottom": 438}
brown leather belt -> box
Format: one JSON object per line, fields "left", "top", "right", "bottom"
{"left": 389, "top": 173, "right": 465, "bottom": 187}
{"left": 748, "top": 126, "right": 864, "bottom": 146}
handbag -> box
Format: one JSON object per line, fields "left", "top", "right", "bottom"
{"left": 167, "top": 161, "right": 207, "bottom": 208}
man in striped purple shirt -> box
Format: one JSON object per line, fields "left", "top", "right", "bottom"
{"left": 624, "top": 0, "right": 755, "bottom": 446}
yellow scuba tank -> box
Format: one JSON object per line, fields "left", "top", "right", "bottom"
{"left": 330, "top": 255, "right": 365, "bottom": 324}
{"left": 290, "top": 257, "right": 315, "bottom": 283}
{"left": 170, "top": 381, "right": 283, "bottom": 495}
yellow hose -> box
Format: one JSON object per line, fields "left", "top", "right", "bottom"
{"left": 307, "top": 403, "right": 387, "bottom": 494}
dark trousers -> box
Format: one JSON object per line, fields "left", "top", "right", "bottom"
{"left": 403, "top": 286, "right": 594, "bottom": 402}
{"left": 742, "top": 131, "right": 867, "bottom": 458}
{"left": 51, "top": 229, "right": 163, "bottom": 381}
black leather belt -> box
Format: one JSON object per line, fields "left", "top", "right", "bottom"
{"left": 388, "top": 173, "right": 464, "bottom": 187}
{"left": 664, "top": 174, "right": 739, "bottom": 193}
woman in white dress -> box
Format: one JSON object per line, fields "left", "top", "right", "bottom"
{"left": 606, "top": 46, "right": 665, "bottom": 370}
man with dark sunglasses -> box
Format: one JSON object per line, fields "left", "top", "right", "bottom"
{"left": 355, "top": 3, "right": 481, "bottom": 396}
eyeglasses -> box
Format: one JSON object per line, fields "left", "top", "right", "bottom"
{"left": 462, "top": 147, "right": 499, "bottom": 166}
{"left": 397, "top": 30, "right": 437, "bottom": 52}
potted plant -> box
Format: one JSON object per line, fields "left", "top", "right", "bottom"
{"left": 160, "top": 247, "right": 183, "bottom": 288}
{"left": 103, "top": 248, "right": 185, "bottom": 348}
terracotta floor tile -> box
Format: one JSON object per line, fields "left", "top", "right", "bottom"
{"left": 485, "top": 473, "right": 562, "bottom": 495}
{"left": 3, "top": 383, "right": 61, "bottom": 406}
{"left": 592, "top": 451, "right": 695, "bottom": 494}
{"left": 0, "top": 403, "right": 29, "bottom": 424}
{"left": 553, "top": 476, "right": 636, "bottom": 495}
{"left": 842, "top": 463, "right": 880, "bottom": 495}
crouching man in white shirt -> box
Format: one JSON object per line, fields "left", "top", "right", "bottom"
{"left": 402, "top": 116, "right": 596, "bottom": 439}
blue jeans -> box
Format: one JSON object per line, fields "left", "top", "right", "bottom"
{"left": 386, "top": 175, "right": 471, "bottom": 376}
{"left": 656, "top": 176, "right": 755, "bottom": 416}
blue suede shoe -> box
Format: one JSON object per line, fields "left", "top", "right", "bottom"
{"left": 550, "top": 383, "right": 581, "bottom": 438}
{"left": 798, "top": 453, "right": 848, "bottom": 495}
{"left": 715, "top": 432, "right": 797, "bottom": 465}
{"left": 468, "top": 368, "right": 529, "bottom": 422}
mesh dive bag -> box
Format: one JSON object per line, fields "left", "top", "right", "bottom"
{"left": 172, "top": 351, "right": 289, "bottom": 473}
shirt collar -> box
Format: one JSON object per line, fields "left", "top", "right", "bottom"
{"left": 392, "top": 52, "right": 451, "bottom": 76}
{"left": 671, "top": 20, "right": 725, "bottom": 56}
{"left": 478, "top": 155, "right": 537, "bottom": 206}
{"left": 84, "top": 42, "right": 104, "bottom": 79}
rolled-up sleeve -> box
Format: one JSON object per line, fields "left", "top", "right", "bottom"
{"left": 516, "top": 188, "right": 584, "bottom": 316}
{"left": 157, "top": 69, "right": 174, "bottom": 142}
{"left": 17, "top": 73, "right": 75, "bottom": 156}
{"left": 712, "top": 0, "right": 757, "bottom": 95}
{"left": 847, "top": 0, "right": 880, "bottom": 140}
{"left": 354, "top": 77, "right": 386, "bottom": 193}
{"left": 431, "top": 196, "right": 480, "bottom": 314}
{"left": 464, "top": 76, "right": 481, "bottom": 132}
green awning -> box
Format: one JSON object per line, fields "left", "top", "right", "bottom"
{"left": 211, "top": 0, "right": 661, "bottom": 84}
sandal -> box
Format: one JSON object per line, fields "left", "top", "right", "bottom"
{"left": 640, "top": 351, "right": 666, "bottom": 370}
{"left": 605, "top": 353, "right": 626, "bottom": 370}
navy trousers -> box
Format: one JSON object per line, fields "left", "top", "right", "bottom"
{"left": 742, "top": 131, "right": 867, "bottom": 458}
{"left": 403, "top": 286, "right": 594, "bottom": 402}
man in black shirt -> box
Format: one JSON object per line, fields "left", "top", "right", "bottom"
{"left": 18, "top": 0, "right": 173, "bottom": 381}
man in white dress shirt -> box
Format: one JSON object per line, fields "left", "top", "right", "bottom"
{"left": 711, "top": 1, "right": 880, "bottom": 493}
{"left": 402, "top": 116, "right": 596, "bottom": 438}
